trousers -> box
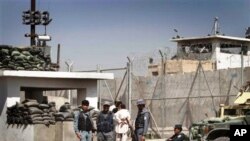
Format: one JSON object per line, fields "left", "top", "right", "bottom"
{"left": 79, "top": 131, "right": 92, "bottom": 141}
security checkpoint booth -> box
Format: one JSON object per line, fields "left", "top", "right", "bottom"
{"left": 0, "top": 70, "right": 113, "bottom": 141}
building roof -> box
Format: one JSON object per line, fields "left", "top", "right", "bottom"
{"left": 0, "top": 70, "right": 114, "bottom": 80}
{"left": 171, "top": 35, "right": 250, "bottom": 42}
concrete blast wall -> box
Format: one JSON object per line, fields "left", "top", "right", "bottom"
{"left": 0, "top": 121, "right": 78, "bottom": 141}
{"left": 100, "top": 67, "right": 250, "bottom": 138}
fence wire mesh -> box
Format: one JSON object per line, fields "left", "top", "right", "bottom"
{"left": 99, "top": 48, "right": 250, "bottom": 138}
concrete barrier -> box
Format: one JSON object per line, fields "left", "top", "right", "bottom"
{"left": 1, "top": 122, "right": 79, "bottom": 141}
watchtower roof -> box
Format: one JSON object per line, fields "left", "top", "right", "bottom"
{"left": 171, "top": 35, "right": 250, "bottom": 43}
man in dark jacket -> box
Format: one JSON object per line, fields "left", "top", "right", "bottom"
{"left": 96, "top": 101, "right": 114, "bottom": 141}
{"left": 74, "top": 100, "right": 95, "bottom": 141}
{"left": 134, "top": 99, "right": 150, "bottom": 141}
{"left": 167, "top": 124, "right": 186, "bottom": 141}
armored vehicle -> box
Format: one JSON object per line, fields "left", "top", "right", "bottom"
{"left": 189, "top": 82, "right": 250, "bottom": 141}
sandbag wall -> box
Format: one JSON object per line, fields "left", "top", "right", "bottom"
{"left": 0, "top": 45, "right": 57, "bottom": 71}
{"left": 55, "top": 103, "right": 74, "bottom": 121}
{"left": 7, "top": 100, "right": 74, "bottom": 126}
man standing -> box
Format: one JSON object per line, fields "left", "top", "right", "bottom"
{"left": 134, "top": 99, "right": 150, "bottom": 141}
{"left": 166, "top": 124, "right": 186, "bottom": 141}
{"left": 96, "top": 101, "right": 114, "bottom": 141}
{"left": 74, "top": 100, "right": 94, "bottom": 141}
{"left": 114, "top": 104, "right": 131, "bottom": 141}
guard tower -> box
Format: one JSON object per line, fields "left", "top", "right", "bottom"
{"left": 148, "top": 18, "right": 250, "bottom": 76}
{"left": 171, "top": 34, "right": 250, "bottom": 70}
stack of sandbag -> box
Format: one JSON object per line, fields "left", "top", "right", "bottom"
{"left": 39, "top": 103, "right": 56, "bottom": 125}
{"left": 54, "top": 102, "right": 74, "bottom": 121}
{"left": 0, "top": 45, "right": 57, "bottom": 71}
{"left": 48, "top": 102, "right": 57, "bottom": 116}
{"left": 6, "top": 102, "right": 28, "bottom": 124}
{"left": 6, "top": 99, "right": 57, "bottom": 126}
{"left": 23, "top": 100, "right": 44, "bottom": 124}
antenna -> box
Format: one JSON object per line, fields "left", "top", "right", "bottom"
{"left": 174, "top": 29, "right": 180, "bottom": 38}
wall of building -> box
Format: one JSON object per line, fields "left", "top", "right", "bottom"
{"left": 0, "top": 77, "right": 7, "bottom": 115}
{"left": 216, "top": 53, "right": 250, "bottom": 69}
{"left": 166, "top": 60, "right": 214, "bottom": 73}
{"left": 148, "top": 60, "right": 215, "bottom": 75}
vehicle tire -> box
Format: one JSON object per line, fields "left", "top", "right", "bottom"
{"left": 213, "top": 136, "right": 230, "bottom": 141}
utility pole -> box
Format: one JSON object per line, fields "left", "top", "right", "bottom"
{"left": 159, "top": 49, "right": 166, "bottom": 137}
{"left": 65, "top": 60, "right": 74, "bottom": 103}
{"left": 31, "top": 0, "right": 36, "bottom": 46}
{"left": 159, "top": 50, "right": 165, "bottom": 75}
{"left": 241, "top": 45, "right": 244, "bottom": 86}
{"left": 97, "top": 65, "right": 101, "bottom": 109}
{"left": 22, "top": 0, "right": 52, "bottom": 46}
{"left": 56, "top": 44, "right": 61, "bottom": 71}
{"left": 127, "top": 57, "right": 133, "bottom": 114}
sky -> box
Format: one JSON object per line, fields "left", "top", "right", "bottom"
{"left": 1, "top": 0, "right": 250, "bottom": 71}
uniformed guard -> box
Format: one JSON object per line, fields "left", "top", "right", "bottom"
{"left": 134, "top": 99, "right": 150, "bottom": 141}
{"left": 74, "top": 100, "right": 95, "bottom": 141}
{"left": 166, "top": 124, "right": 187, "bottom": 141}
{"left": 96, "top": 101, "right": 114, "bottom": 141}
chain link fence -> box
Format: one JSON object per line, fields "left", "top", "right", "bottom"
{"left": 98, "top": 48, "right": 250, "bottom": 138}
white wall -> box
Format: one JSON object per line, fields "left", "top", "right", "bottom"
{"left": 217, "top": 53, "right": 250, "bottom": 69}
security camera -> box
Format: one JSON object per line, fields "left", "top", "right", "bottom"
{"left": 37, "top": 35, "right": 51, "bottom": 41}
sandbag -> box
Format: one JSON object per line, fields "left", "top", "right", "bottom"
{"left": 49, "top": 107, "right": 57, "bottom": 113}
{"left": 42, "top": 113, "right": 49, "bottom": 117}
{"left": 28, "top": 107, "right": 43, "bottom": 114}
{"left": 43, "top": 109, "right": 49, "bottom": 113}
{"left": 39, "top": 104, "right": 49, "bottom": 109}
{"left": 59, "top": 105, "right": 70, "bottom": 112}
{"left": 32, "top": 121, "right": 45, "bottom": 124}
{"left": 61, "top": 112, "right": 73, "bottom": 119}
{"left": 49, "top": 120, "right": 56, "bottom": 124}
{"left": 31, "top": 117, "right": 43, "bottom": 121}
{"left": 22, "top": 51, "right": 31, "bottom": 56}
{"left": 11, "top": 50, "right": 21, "bottom": 56}
{"left": 22, "top": 99, "right": 38, "bottom": 104}
{"left": 1, "top": 49, "right": 9, "bottom": 55}
{"left": 54, "top": 112, "right": 64, "bottom": 118}
{"left": 55, "top": 117, "right": 64, "bottom": 121}
{"left": 43, "top": 117, "right": 52, "bottom": 120}
{"left": 48, "top": 102, "right": 56, "bottom": 107}
{"left": 17, "top": 104, "right": 28, "bottom": 111}
{"left": 29, "top": 114, "right": 42, "bottom": 118}
{"left": 64, "top": 118, "right": 74, "bottom": 121}
{"left": 24, "top": 101, "right": 39, "bottom": 107}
